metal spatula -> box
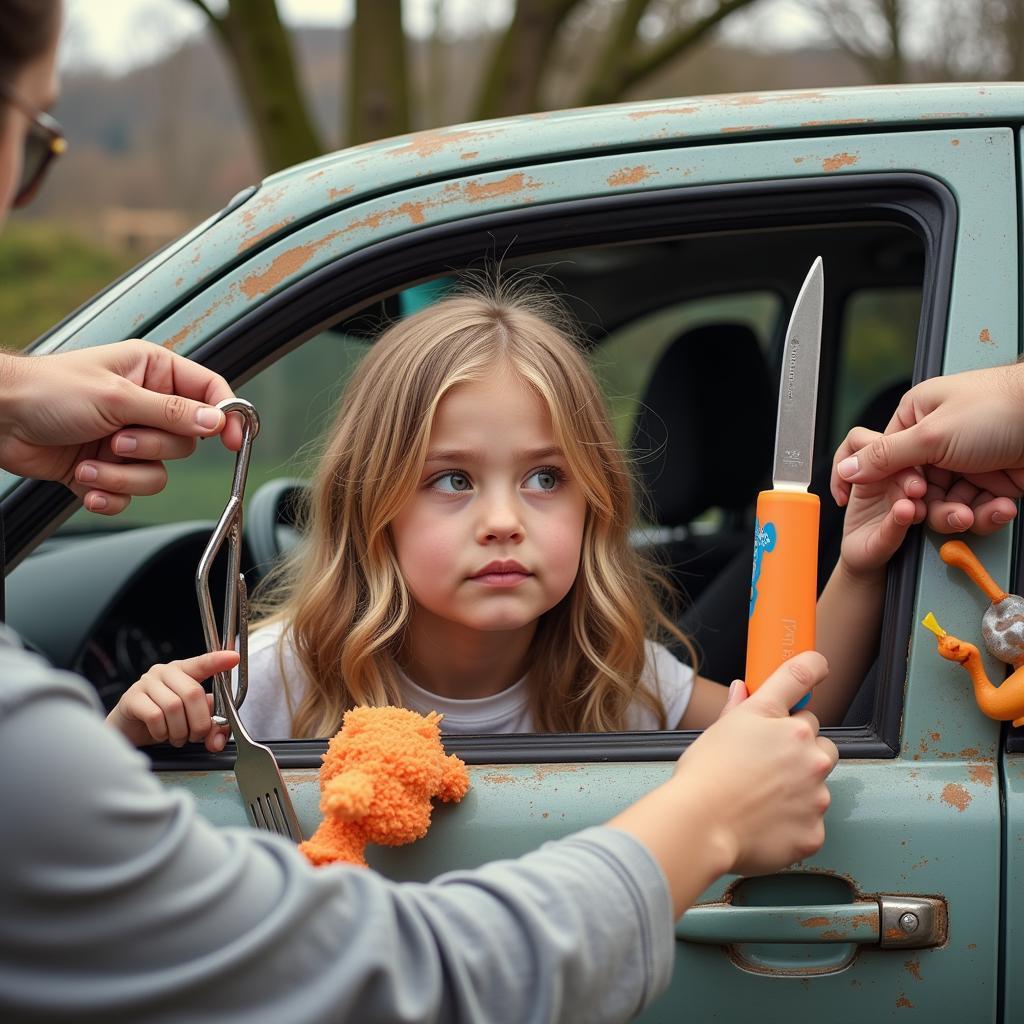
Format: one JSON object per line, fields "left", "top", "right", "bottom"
{"left": 196, "top": 398, "right": 303, "bottom": 842}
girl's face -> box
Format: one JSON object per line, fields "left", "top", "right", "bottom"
{"left": 390, "top": 368, "right": 587, "bottom": 639}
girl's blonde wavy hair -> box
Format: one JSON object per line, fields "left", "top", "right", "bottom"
{"left": 257, "top": 281, "right": 697, "bottom": 737}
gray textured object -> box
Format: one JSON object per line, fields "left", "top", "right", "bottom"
{"left": 982, "top": 594, "right": 1024, "bottom": 665}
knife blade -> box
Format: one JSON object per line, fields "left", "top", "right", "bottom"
{"left": 745, "top": 257, "right": 824, "bottom": 702}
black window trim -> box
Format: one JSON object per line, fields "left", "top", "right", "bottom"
{"left": 2, "top": 172, "right": 955, "bottom": 766}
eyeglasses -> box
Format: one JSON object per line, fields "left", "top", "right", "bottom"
{"left": 0, "top": 82, "right": 66, "bottom": 207}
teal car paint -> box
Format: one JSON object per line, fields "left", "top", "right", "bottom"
{"left": 7, "top": 84, "right": 1024, "bottom": 1021}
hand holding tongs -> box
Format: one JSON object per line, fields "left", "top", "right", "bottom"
{"left": 196, "top": 397, "right": 258, "bottom": 726}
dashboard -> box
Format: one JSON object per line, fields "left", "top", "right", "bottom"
{"left": 7, "top": 522, "right": 237, "bottom": 712}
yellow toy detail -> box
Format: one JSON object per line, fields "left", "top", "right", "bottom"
{"left": 921, "top": 540, "right": 1024, "bottom": 727}
{"left": 300, "top": 706, "right": 470, "bottom": 868}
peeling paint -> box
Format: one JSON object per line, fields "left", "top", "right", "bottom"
{"left": 800, "top": 118, "right": 872, "bottom": 127}
{"left": 607, "top": 165, "right": 654, "bottom": 187}
{"left": 464, "top": 172, "right": 542, "bottom": 202}
{"left": 959, "top": 747, "right": 980, "bottom": 757}
{"left": 237, "top": 217, "right": 295, "bottom": 254}
{"left": 969, "top": 764, "right": 993, "bottom": 786}
{"left": 390, "top": 127, "right": 501, "bottom": 159}
{"left": 240, "top": 231, "right": 342, "bottom": 299}
{"left": 329, "top": 186, "right": 354, "bottom": 200}
{"left": 905, "top": 957, "right": 923, "bottom": 981}
{"left": 941, "top": 782, "right": 972, "bottom": 811}
{"left": 799, "top": 916, "right": 830, "bottom": 928}
{"left": 481, "top": 772, "right": 516, "bottom": 785}
{"left": 822, "top": 152, "right": 859, "bottom": 172}
{"left": 628, "top": 104, "right": 699, "bottom": 119}
{"left": 163, "top": 289, "right": 234, "bottom": 349}
{"left": 896, "top": 994, "right": 914, "bottom": 1008}
{"left": 460, "top": 151, "right": 480, "bottom": 160}
{"left": 721, "top": 124, "right": 775, "bottom": 134}
{"left": 979, "top": 328, "right": 994, "bottom": 345}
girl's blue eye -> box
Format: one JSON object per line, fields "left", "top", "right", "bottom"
{"left": 433, "top": 472, "right": 472, "bottom": 493}
{"left": 524, "top": 468, "right": 562, "bottom": 492}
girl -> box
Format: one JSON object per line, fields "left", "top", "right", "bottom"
{"left": 107, "top": 283, "right": 924, "bottom": 747}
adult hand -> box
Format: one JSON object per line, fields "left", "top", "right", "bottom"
{"left": 679, "top": 651, "right": 837, "bottom": 879}
{"left": 0, "top": 341, "right": 241, "bottom": 515}
{"left": 831, "top": 364, "right": 1024, "bottom": 534}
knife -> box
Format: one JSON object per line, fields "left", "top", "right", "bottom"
{"left": 745, "top": 257, "right": 824, "bottom": 707}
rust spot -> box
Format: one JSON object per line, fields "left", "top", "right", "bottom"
{"left": 721, "top": 124, "right": 774, "bottom": 134}
{"left": 959, "top": 747, "right": 979, "bottom": 757}
{"left": 952, "top": 139, "right": 961, "bottom": 146}
{"left": 628, "top": 104, "right": 698, "bottom": 119}
{"left": 464, "top": 172, "right": 541, "bottom": 202}
{"left": 532, "top": 763, "right": 581, "bottom": 780}
{"left": 930, "top": 731, "right": 941, "bottom": 741}
{"left": 237, "top": 186, "right": 286, "bottom": 233}
{"left": 800, "top": 916, "right": 830, "bottom": 928}
{"left": 481, "top": 772, "right": 515, "bottom": 785}
{"left": 237, "top": 217, "right": 294, "bottom": 254}
{"left": 979, "top": 328, "right": 994, "bottom": 345}
{"left": 823, "top": 152, "right": 858, "bottom": 172}
{"left": 905, "top": 957, "right": 922, "bottom": 981}
{"left": 163, "top": 289, "right": 234, "bottom": 349}
{"left": 306, "top": 169, "right": 325, "bottom": 181}
{"left": 911, "top": 858, "right": 929, "bottom": 870}
{"left": 968, "top": 943, "right": 977, "bottom": 950}
{"left": 329, "top": 186, "right": 354, "bottom": 200}
{"left": 174, "top": 277, "right": 183, "bottom": 288}
{"left": 800, "top": 118, "right": 871, "bottom": 127}
{"left": 390, "top": 126, "right": 500, "bottom": 159}
{"left": 850, "top": 913, "right": 878, "bottom": 928}
{"left": 896, "top": 994, "right": 914, "bottom": 1008}
{"left": 541, "top": 811, "right": 549, "bottom": 818}
{"left": 240, "top": 231, "right": 342, "bottom": 299}
{"left": 821, "top": 930, "right": 845, "bottom": 940}
{"left": 969, "top": 765, "right": 993, "bottom": 786}
{"left": 941, "top": 782, "right": 972, "bottom": 811}
{"left": 885, "top": 928, "right": 906, "bottom": 940}
{"left": 607, "top": 165, "right": 654, "bottom": 187}
{"left": 460, "top": 151, "right": 479, "bottom": 160}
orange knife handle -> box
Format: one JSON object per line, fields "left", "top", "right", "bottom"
{"left": 745, "top": 489, "right": 820, "bottom": 704}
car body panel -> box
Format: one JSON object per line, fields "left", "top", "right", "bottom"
{"left": 8, "top": 86, "right": 1024, "bottom": 1019}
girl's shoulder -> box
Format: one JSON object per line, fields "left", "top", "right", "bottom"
{"left": 627, "top": 640, "right": 695, "bottom": 731}
{"left": 237, "top": 619, "right": 306, "bottom": 739}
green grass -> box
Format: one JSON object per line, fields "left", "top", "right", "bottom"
{"left": 0, "top": 221, "right": 137, "bottom": 350}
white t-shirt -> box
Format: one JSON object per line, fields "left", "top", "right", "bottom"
{"left": 237, "top": 620, "right": 695, "bottom": 739}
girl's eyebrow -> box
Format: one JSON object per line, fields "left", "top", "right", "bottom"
{"left": 424, "top": 445, "right": 565, "bottom": 463}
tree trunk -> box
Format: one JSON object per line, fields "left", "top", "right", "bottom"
{"left": 347, "top": 0, "right": 411, "bottom": 145}
{"left": 580, "top": 0, "right": 761, "bottom": 106}
{"left": 185, "top": 0, "right": 323, "bottom": 172}
{"left": 473, "top": 0, "right": 587, "bottom": 120}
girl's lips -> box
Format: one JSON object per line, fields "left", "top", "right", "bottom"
{"left": 471, "top": 571, "right": 531, "bottom": 588}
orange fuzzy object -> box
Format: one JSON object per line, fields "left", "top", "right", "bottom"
{"left": 299, "top": 706, "right": 469, "bottom": 868}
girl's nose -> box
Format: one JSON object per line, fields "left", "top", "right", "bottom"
{"left": 476, "top": 493, "right": 524, "bottom": 544}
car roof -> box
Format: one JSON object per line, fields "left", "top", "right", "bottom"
{"left": 32, "top": 83, "right": 1023, "bottom": 357}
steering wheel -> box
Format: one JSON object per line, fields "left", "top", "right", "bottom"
{"left": 244, "top": 477, "right": 310, "bottom": 583}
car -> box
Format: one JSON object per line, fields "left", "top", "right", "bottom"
{"left": 4, "top": 82, "right": 1021, "bottom": 1022}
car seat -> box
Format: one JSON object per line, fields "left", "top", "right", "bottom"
{"left": 675, "top": 377, "right": 910, "bottom": 722}
{"left": 629, "top": 321, "right": 776, "bottom": 609}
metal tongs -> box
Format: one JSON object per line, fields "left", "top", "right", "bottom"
{"left": 196, "top": 398, "right": 257, "bottom": 725}
{"left": 195, "top": 398, "right": 302, "bottom": 841}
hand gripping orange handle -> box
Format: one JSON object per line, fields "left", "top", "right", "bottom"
{"left": 745, "top": 489, "right": 820, "bottom": 707}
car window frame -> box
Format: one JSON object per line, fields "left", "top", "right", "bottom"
{"left": 3, "top": 174, "right": 955, "bottom": 767}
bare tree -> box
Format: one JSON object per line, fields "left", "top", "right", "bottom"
{"left": 183, "top": 0, "right": 323, "bottom": 171}
{"left": 806, "top": 0, "right": 908, "bottom": 83}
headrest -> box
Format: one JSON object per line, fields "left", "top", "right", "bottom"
{"left": 630, "top": 322, "right": 775, "bottom": 525}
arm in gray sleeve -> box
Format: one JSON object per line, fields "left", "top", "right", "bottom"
{"left": 0, "top": 637, "right": 673, "bottom": 1024}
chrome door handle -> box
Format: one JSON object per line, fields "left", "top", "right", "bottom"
{"left": 676, "top": 896, "right": 946, "bottom": 949}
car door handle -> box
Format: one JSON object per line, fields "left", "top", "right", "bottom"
{"left": 676, "top": 896, "right": 946, "bottom": 949}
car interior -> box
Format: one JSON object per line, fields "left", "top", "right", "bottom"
{"left": 7, "top": 203, "right": 929, "bottom": 743}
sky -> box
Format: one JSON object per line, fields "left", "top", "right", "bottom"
{"left": 62, "top": 0, "right": 824, "bottom": 75}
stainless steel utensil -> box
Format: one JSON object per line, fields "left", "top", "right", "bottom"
{"left": 195, "top": 398, "right": 302, "bottom": 842}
